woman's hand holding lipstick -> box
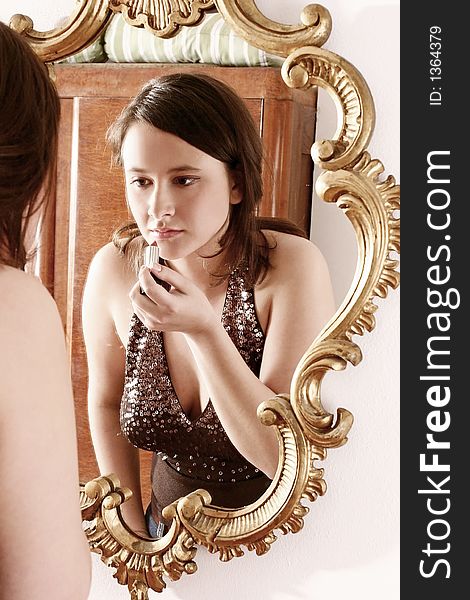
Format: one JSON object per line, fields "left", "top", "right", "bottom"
{"left": 129, "top": 264, "right": 217, "bottom": 336}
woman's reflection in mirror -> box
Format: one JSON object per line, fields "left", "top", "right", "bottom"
{"left": 0, "top": 22, "right": 90, "bottom": 600}
{"left": 82, "top": 73, "right": 335, "bottom": 538}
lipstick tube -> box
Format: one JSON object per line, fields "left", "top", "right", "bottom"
{"left": 143, "top": 243, "right": 160, "bottom": 270}
{"left": 141, "top": 244, "right": 171, "bottom": 293}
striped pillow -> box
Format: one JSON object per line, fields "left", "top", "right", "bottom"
{"left": 59, "top": 34, "right": 107, "bottom": 63}
{"left": 104, "top": 12, "right": 284, "bottom": 67}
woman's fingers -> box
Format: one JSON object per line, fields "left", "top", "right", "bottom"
{"left": 129, "top": 266, "right": 208, "bottom": 332}
{"left": 129, "top": 277, "right": 149, "bottom": 304}
{"left": 129, "top": 269, "right": 175, "bottom": 330}
{"left": 130, "top": 267, "right": 168, "bottom": 304}
{"left": 149, "top": 265, "right": 193, "bottom": 294}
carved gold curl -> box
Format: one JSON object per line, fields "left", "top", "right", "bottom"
{"left": 9, "top": 0, "right": 333, "bottom": 59}
{"left": 81, "top": 475, "right": 204, "bottom": 598}
{"left": 109, "top": 0, "right": 215, "bottom": 38}
{"left": 160, "top": 395, "right": 328, "bottom": 562}
{"left": 214, "top": 1, "right": 332, "bottom": 56}
{"left": 9, "top": 0, "right": 112, "bottom": 63}
{"left": 315, "top": 154, "right": 400, "bottom": 341}
{"left": 281, "top": 46, "right": 376, "bottom": 170}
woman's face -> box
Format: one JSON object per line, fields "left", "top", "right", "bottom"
{"left": 121, "top": 122, "right": 242, "bottom": 261}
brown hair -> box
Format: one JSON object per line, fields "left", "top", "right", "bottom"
{"left": 0, "top": 22, "right": 60, "bottom": 269}
{"left": 107, "top": 73, "right": 306, "bottom": 286}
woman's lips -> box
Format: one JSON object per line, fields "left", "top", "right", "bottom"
{"left": 150, "top": 229, "right": 183, "bottom": 240}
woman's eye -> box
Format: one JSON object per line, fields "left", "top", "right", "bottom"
{"left": 174, "top": 176, "right": 198, "bottom": 186}
{"left": 130, "top": 178, "right": 151, "bottom": 188}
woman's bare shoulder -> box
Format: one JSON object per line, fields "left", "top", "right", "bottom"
{"left": 89, "top": 241, "right": 132, "bottom": 271}
{"left": 258, "top": 232, "right": 336, "bottom": 347}
{"left": 86, "top": 242, "right": 136, "bottom": 289}
{"left": 0, "top": 268, "right": 67, "bottom": 407}
{"left": 0, "top": 264, "right": 49, "bottom": 290}
{"left": 0, "top": 267, "right": 58, "bottom": 324}
{"left": 262, "top": 230, "right": 330, "bottom": 282}
{"left": 82, "top": 243, "right": 136, "bottom": 337}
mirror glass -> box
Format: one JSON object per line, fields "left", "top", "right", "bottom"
{"left": 0, "top": 1, "right": 368, "bottom": 545}
{"left": 50, "top": 63, "right": 346, "bottom": 536}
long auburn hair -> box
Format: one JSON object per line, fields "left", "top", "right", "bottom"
{"left": 0, "top": 22, "right": 60, "bottom": 269}
{"left": 107, "top": 73, "right": 306, "bottom": 286}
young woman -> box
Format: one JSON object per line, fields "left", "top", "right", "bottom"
{"left": 0, "top": 22, "right": 90, "bottom": 600}
{"left": 82, "top": 73, "right": 335, "bottom": 538}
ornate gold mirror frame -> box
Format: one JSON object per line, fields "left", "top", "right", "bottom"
{"left": 11, "top": 1, "right": 400, "bottom": 598}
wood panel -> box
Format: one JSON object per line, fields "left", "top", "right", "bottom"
{"left": 54, "top": 99, "right": 74, "bottom": 330}
{"left": 51, "top": 65, "right": 318, "bottom": 496}
{"left": 67, "top": 98, "right": 129, "bottom": 481}
{"left": 260, "top": 99, "right": 316, "bottom": 232}
{"left": 54, "top": 63, "right": 307, "bottom": 101}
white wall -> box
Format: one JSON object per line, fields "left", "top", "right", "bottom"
{"left": 1, "top": 1, "right": 399, "bottom": 599}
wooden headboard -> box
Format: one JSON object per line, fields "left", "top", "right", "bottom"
{"left": 40, "top": 62, "right": 317, "bottom": 497}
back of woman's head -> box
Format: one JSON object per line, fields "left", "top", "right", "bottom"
{"left": 0, "top": 22, "right": 60, "bottom": 268}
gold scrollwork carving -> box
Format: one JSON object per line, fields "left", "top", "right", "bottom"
{"left": 315, "top": 152, "right": 400, "bottom": 340}
{"left": 109, "top": 0, "right": 215, "bottom": 38}
{"left": 280, "top": 47, "right": 398, "bottom": 447}
{"left": 281, "top": 46, "right": 376, "bottom": 170}
{"left": 81, "top": 476, "right": 203, "bottom": 598}
{"left": 9, "top": 0, "right": 112, "bottom": 63}
{"left": 291, "top": 151, "right": 399, "bottom": 437}
{"left": 215, "top": 1, "right": 332, "bottom": 56}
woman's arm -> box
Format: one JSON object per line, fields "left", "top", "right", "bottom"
{"left": 82, "top": 243, "right": 149, "bottom": 536}
{"left": 0, "top": 269, "right": 90, "bottom": 600}
{"left": 258, "top": 234, "right": 336, "bottom": 394}
{"left": 187, "top": 237, "right": 335, "bottom": 478}
{"left": 133, "top": 234, "right": 335, "bottom": 479}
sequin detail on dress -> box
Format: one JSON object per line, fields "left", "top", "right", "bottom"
{"left": 120, "top": 267, "right": 265, "bottom": 483}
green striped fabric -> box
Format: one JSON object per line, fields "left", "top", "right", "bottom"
{"left": 104, "top": 13, "right": 284, "bottom": 66}
{"left": 59, "top": 34, "right": 107, "bottom": 63}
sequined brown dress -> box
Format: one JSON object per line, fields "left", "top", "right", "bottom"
{"left": 120, "top": 267, "right": 272, "bottom": 529}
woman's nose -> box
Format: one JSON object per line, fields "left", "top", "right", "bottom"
{"left": 148, "top": 186, "right": 175, "bottom": 219}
